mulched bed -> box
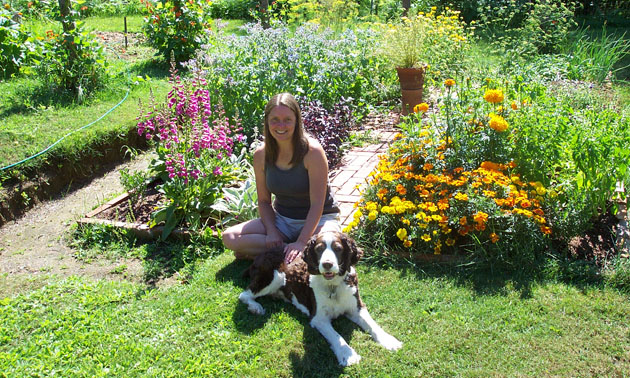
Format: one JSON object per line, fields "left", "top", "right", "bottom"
{"left": 567, "top": 210, "right": 624, "bottom": 266}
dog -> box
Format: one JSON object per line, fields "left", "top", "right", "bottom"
{"left": 238, "top": 231, "right": 402, "bottom": 366}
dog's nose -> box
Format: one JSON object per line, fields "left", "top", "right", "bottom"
{"left": 322, "top": 262, "right": 333, "bottom": 270}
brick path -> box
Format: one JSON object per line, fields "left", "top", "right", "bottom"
{"left": 330, "top": 119, "right": 399, "bottom": 226}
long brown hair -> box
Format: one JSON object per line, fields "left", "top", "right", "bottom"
{"left": 263, "top": 93, "right": 309, "bottom": 166}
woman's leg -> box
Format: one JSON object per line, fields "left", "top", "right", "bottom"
{"left": 222, "top": 218, "right": 281, "bottom": 260}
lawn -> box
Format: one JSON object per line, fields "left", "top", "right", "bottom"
{"left": 1, "top": 251, "right": 628, "bottom": 377}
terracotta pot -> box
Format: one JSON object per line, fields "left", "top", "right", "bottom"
{"left": 396, "top": 66, "right": 426, "bottom": 115}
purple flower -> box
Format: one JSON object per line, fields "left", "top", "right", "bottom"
{"left": 213, "top": 166, "right": 222, "bottom": 176}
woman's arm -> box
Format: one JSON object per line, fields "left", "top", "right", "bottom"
{"left": 284, "top": 138, "right": 329, "bottom": 263}
{"left": 253, "top": 146, "right": 284, "bottom": 250}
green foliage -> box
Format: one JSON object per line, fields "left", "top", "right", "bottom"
{"left": 564, "top": 27, "right": 630, "bottom": 83}
{"left": 197, "top": 23, "right": 393, "bottom": 139}
{"left": 32, "top": 21, "right": 108, "bottom": 100}
{"left": 477, "top": 0, "right": 579, "bottom": 58}
{"left": 0, "top": 6, "right": 33, "bottom": 79}
{"left": 376, "top": 7, "right": 471, "bottom": 80}
{"left": 119, "top": 167, "right": 150, "bottom": 203}
{"left": 210, "top": 157, "right": 258, "bottom": 227}
{"left": 208, "top": 0, "right": 256, "bottom": 20}
{"left": 140, "top": 0, "right": 213, "bottom": 64}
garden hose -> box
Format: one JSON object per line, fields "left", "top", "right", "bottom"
{"left": 0, "top": 46, "right": 133, "bottom": 172}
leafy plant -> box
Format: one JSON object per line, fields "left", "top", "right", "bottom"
{"left": 209, "top": 0, "right": 256, "bottom": 20}
{"left": 301, "top": 97, "right": 355, "bottom": 169}
{"left": 136, "top": 63, "right": 245, "bottom": 239}
{"left": 32, "top": 20, "right": 108, "bottom": 100}
{"left": 197, "top": 23, "right": 391, "bottom": 139}
{"left": 0, "top": 6, "right": 33, "bottom": 79}
{"left": 119, "top": 168, "right": 150, "bottom": 204}
{"left": 210, "top": 158, "right": 258, "bottom": 227}
{"left": 140, "top": 0, "right": 213, "bottom": 64}
{"left": 376, "top": 7, "right": 471, "bottom": 80}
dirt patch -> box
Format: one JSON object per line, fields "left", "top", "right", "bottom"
{"left": 0, "top": 154, "right": 153, "bottom": 297}
{"left": 567, "top": 210, "right": 624, "bottom": 266}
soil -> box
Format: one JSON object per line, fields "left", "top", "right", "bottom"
{"left": 567, "top": 210, "right": 625, "bottom": 266}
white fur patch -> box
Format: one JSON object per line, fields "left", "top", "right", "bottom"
{"left": 319, "top": 233, "right": 340, "bottom": 274}
{"left": 239, "top": 271, "right": 286, "bottom": 315}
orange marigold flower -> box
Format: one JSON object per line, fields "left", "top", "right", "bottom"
{"left": 490, "top": 232, "right": 499, "bottom": 243}
{"left": 403, "top": 240, "right": 413, "bottom": 248}
{"left": 396, "top": 184, "right": 407, "bottom": 195}
{"left": 445, "top": 238, "right": 456, "bottom": 246}
{"left": 423, "top": 162, "right": 434, "bottom": 171}
{"left": 484, "top": 89, "right": 504, "bottom": 103}
{"left": 444, "top": 78, "right": 455, "bottom": 87}
{"left": 459, "top": 216, "right": 468, "bottom": 226}
{"left": 480, "top": 161, "right": 502, "bottom": 171}
{"left": 414, "top": 102, "right": 429, "bottom": 113}
{"left": 521, "top": 199, "right": 532, "bottom": 208}
{"left": 540, "top": 226, "right": 552, "bottom": 235}
{"left": 511, "top": 101, "right": 518, "bottom": 110}
{"left": 473, "top": 211, "right": 489, "bottom": 224}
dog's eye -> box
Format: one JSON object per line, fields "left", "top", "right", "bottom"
{"left": 332, "top": 241, "right": 344, "bottom": 252}
{"left": 315, "top": 243, "right": 326, "bottom": 253}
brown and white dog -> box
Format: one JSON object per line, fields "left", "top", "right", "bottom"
{"left": 239, "top": 231, "right": 402, "bottom": 366}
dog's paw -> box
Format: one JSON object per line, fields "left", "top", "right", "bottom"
{"left": 337, "top": 346, "right": 361, "bottom": 366}
{"left": 247, "top": 302, "right": 266, "bottom": 315}
{"left": 377, "top": 333, "right": 403, "bottom": 351}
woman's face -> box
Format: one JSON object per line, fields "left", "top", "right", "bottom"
{"left": 267, "top": 105, "right": 296, "bottom": 143}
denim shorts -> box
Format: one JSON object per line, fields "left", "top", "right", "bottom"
{"left": 275, "top": 212, "right": 341, "bottom": 242}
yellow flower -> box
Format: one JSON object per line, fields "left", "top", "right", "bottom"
{"left": 444, "top": 78, "right": 456, "bottom": 87}
{"left": 454, "top": 192, "right": 468, "bottom": 201}
{"left": 511, "top": 101, "right": 518, "bottom": 110}
{"left": 488, "top": 113, "right": 509, "bottom": 132}
{"left": 396, "top": 228, "right": 408, "bottom": 241}
{"left": 353, "top": 209, "right": 363, "bottom": 219}
{"left": 473, "top": 211, "right": 489, "bottom": 224}
{"left": 483, "top": 89, "right": 504, "bottom": 103}
{"left": 445, "top": 238, "right": 456, "bottom": 246}
{"left": 368, "top": 211, "right": 377, "bottom": 221}
{"left": 413, "top": 102, "right": 429, "bottom": 113}
{"left": 421, "top": 234, "right": 431, "bottom": 242}
{"left": 403, "top": 240, "right": 412, "bottom": 248}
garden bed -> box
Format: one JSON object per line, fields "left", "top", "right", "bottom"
{"left": 77, "top": 179, "right": 219, "bottom": 241}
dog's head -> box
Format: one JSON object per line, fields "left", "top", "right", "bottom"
{"left": 303, "top": 231, "right": 363, "bottom": 279}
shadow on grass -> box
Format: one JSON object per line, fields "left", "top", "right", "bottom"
{"left": 363, "top": 253, "right": 606, "bottom": 300}
{"left": 289, "top": 316, "right": 357, "bottom": 378}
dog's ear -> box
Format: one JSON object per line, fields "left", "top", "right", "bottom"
{"left": 341, "top": 233, "right": 363, "bottom": 268}
{"left": 303, "top": 236, "right": 320, "bottom": 275}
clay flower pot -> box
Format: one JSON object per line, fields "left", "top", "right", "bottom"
{"left": 396, "top": 66, "right": 426, "bottom": 115}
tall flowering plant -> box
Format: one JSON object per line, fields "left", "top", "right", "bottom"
{"left": 136, "top": 64, "right": 244, "bottom": 239}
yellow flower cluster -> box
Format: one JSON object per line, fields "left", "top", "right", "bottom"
{"left": 483, "top": 89, "right": 504, "bottom": 103}
{"left": 348, "top": 136, "right": 551, "bottom": 253}
{"left": 488, "top": 113, "right": 509, "bottom": 132}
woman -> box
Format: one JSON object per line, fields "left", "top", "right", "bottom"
{"left": 222, "top": 93, "right": 340, "bottom": 264}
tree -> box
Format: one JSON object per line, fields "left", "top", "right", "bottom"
{"left": 402, "top": 0, "right": 410, "bottom": 16}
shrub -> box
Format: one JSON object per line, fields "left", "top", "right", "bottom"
{"left": 140, "top": 0, "right": 213, "bottom": 64}
{"left": 477, "top": 0, "right": 579, "bottom": 57}
{"left": 136, "top": 64, "right": 245, "bottom": 239}
{"left": 33, "top": 22, "right": 108, "bottom": 100}
{"left": 0, "top": 6, "right": 33, "bottom": 79}
{"left": 376, "top": 7, "right": 472, "bottom": 81}
{"left": 196, "top": 23, "right": 392, "bottom": 139}
{"left": 209, "top": 0, "right": 256, "bottom": 20}
{"left": 301, "top": 97, "right": 356, "bottom": 169}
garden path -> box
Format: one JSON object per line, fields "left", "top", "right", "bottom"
{"left": 330, "top": 112, "right": 399, "bottom": 226}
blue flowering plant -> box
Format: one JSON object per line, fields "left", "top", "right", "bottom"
{"left": 136, "top": 64, "right": 245, "bottom": 239}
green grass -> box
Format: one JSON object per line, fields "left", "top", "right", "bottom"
{"left": 1, "top": 251, "right": 628, "bottom": 377}
{"left": 0, "top": 72, "right": 171, "bottom": 171}
{"left": 83, "top": 15, "right": 145, "bottom": 33}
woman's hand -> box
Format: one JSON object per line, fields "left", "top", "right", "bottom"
{"left": 265, "top": 231, "right": 284, "bottom": 250}
{"left": 284, "top": 241, "right": 307, "bottom": 264}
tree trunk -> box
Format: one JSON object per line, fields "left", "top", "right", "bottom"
{"left": 402, "top": 0, "right": 410, "bottom": 17}
{"left": 260, "top": 0, "right": 269, "bottom": 29}
{"left": 58, "top": 0, "right": 75, "bottom": 33}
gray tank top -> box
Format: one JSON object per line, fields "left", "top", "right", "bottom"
{"left": 265, "top": 160, "right": 340, "bottom": 220}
